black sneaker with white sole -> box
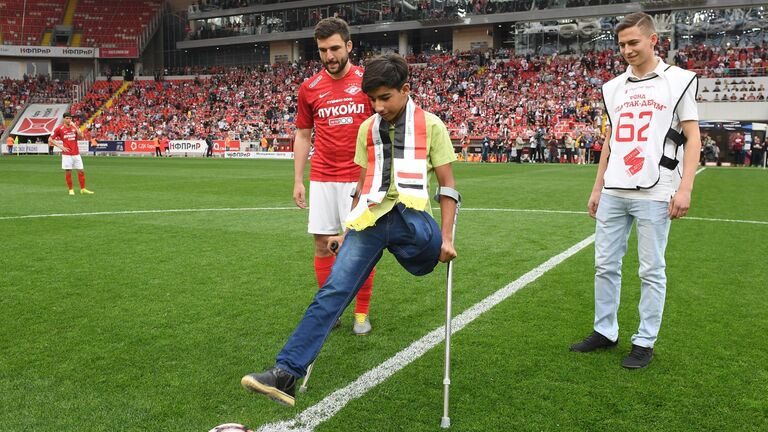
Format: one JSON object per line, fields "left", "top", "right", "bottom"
{"left": 570, "top": 331, "right": 619, "bottom": 352}
{"left": 241, "top": 367, "right": 297, "bottom": 406}
{"left": 621, "top": 344, "right": 654, "bottom": 369}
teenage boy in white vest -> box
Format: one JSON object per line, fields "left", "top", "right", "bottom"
{"left": 570, "top": 12, "right": 701, "bottom": 369}
{"left": 242, "top": 54, "right": 459, "bottom": 406}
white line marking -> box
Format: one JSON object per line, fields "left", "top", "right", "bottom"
{"left": 255, "top": 235, "right": 597, "bottom": 432}
{"left": 684, "top": 216, "right": 768, "bottom": 225}
{"left": 459, "top": 209, "right": 768, "bottom": 225}
{"left": 0, "top": 207, "right": 588, "bottom": 221}
{"left": 9, "top": 172, "right": 768, "bottom": 227}
{"left": 461, "top": 208, "right": 588, "bottom": 215}
{"left": 2, "top": 204, "right": 766, "bottom": 226}
{"left": 0, "top": 207, "right": 298, "bottom": 221}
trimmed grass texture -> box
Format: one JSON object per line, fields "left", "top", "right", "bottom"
{"left": 1, "top": 156, "right": 766, "bottom": 431}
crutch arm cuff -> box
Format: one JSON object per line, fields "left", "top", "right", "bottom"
{"left": 433, "top": 186, "right": 461, "bottom": 204}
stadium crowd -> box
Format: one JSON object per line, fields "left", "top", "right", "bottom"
{"left": 1, "top": 74, "right": 75, "bottom": 119}
{"left": 675, "top": 43, "right": 768, "bottom": 77}
{"left": 81, "top": 49, "right": 616, "bottom": 155}
{"left": 87, "top": 63, "right": 310, "bottom": 142}
{"left": 70, "top": 81, "right": 124, "bottom": 125}
{"left": 3, "top": 43, "right": 765, "bottom": 162}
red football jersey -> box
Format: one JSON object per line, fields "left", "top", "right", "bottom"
{"left": 296, "top": 65, "right": 372, "bottom": 182}
{"left": 51, "top": 124, "right": 80, "bottom": 156}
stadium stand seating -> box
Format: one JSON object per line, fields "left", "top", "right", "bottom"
{"left": 74, "top": 46, "right": 767, "bottom": 145}
{"left": 0, "top": 0, "right": 66, "bottom": 45}
{"left": 697, "top": 76, "right": 768, "bottom": 103}
{"left": 88, "top": 63, "right": 305, "bottom": 141}
{"left": 71, "top": 0, "right": 162, "bottom": 48}
{"left": 69, "top": 80, "right": 123, "bottom": 124}
{"left": 408, "top": 49, "right": 614, "bottom": 139}
{"left": 675, "top": 43, "right": 768, "bottom": 78}
{"left": 77, "top": 50, "right": 616, "bottom": 143}
{"left": 3, "top": 45, "right": 765, "bottom": 148}
{"left": 1, "top": 75, "right": 75, "bottom": 119}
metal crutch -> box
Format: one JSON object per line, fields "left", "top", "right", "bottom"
{"left": 434, "top": 187, "right": 461, "bottom": 429}
{"left": 299, "top": 362, "right": 315, "bottom": 393}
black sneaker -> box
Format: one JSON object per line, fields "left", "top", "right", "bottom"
{"left": 570, "top": 331, "right": 618, "bottom": 352}
{"left": 622, "top": 344, "right": 654, "bottom": 369}
{"left": 241, "top": 367, "right": 297, "bottom": 406}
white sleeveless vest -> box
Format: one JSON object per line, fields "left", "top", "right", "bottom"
{"left": 602, "top": 63, "right": 697, "bottom": 190}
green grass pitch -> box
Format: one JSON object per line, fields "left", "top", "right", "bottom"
{"left": 1, "top": 156, "right": 766, "bottom": 431}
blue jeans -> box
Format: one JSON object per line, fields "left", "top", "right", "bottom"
{"left": 276, "top": 204, "right": 442, "bottom": 377}
{"left": 594, "top": 193, "right": 671, "bottom": 348}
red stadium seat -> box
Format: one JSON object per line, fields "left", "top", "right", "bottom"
{"left": 0, "top": 0, "right": 66, "bottom": 45}
{"left": 70, "top": 0, "right": 161, "bottom": 48}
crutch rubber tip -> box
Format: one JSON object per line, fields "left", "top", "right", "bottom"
{"left": 440, "top": 417, "right": 451, "bottom": 428}
{"left": 299, "top": 386, "right": 307, "bottom": 393}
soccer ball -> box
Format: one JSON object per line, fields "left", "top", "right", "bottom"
{"left": 208, "top": 423, "right": 253, "bottom": 432}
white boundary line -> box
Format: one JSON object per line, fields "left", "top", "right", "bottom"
{"left": 256, "top": 234, "right": 597, "bottom": 432}
{"left": 5, "top": 168, "right": 764, "bottom": 226}
{"left": 0, "top": 207, "right": 298, "bottom": 221}
{"left": 2, "top": 199, "right": 767, "bottom": 228}
{"left": 457, "top": 209, "right": 768, "bottom": 225}
{"left": 462, "top": 208, "right": 588, "bottom": 215}
{"left": 684, "top": 216, "right": 768, "bottom": 225}
{"left": 2, "top": 207, "right": 766, "bottom": 225}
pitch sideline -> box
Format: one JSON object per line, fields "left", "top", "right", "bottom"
{"left": 3, "top": 207, "right": 766, "bottom": 225}
{"left": 4, "top": 169, "right": 766, "bottom": 226}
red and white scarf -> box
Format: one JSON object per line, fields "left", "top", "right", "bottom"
{"left": 345, "top": 98, "right": 429, "bottom": 230}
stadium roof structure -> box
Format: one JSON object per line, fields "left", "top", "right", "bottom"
{"left": 177, "top": 0, "right": 766, "bottom": 50}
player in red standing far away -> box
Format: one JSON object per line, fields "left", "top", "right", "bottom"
{"left": 292, "top": 17, "right": 376, "bottom": 335}
{"left": 49, "top": 112, "right": 94, "bottom": 196}
{"left": 161, "top": 135, "right": 170, "bottom": 157}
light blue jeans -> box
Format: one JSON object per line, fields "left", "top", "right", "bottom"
{"left": 594, "top": 193, "right": 671, "bottom": 348}
{"left": 276, "top": 204, "right": 442, "bottom": 377}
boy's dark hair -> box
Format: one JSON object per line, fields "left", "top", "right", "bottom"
{"left": 362, "top": 54, "right": 409, "bottom": 94}
{"left": 313, "top": 17, "right": 350, "bottom": 42}
{"left": 615, "top": 12, "right": 656, "bottom": 35}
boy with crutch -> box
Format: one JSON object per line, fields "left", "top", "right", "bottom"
{"left": 242, "top": 54, "right": 459, "bottom": 407}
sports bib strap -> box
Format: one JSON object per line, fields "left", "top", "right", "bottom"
{"left": 660, "top": 128, "right": 687, "bottom": 170}
{"left": 666, "top": 129, "right": 686, "bottom": 147}
{"left": 659, "top": 155, "right": 679, "bottom": 170}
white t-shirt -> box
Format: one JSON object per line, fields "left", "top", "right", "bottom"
{"left": 604, "top": 61, "right": 699, "bottom": 202}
